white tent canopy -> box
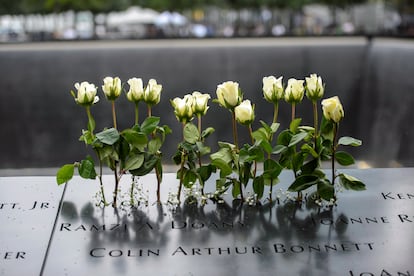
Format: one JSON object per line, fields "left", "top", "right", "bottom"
{"left": 107, "top": 6, "right": 159, "bottom": 27}
{"left": 155, "top": 11, "right": 187, "bottom": 26}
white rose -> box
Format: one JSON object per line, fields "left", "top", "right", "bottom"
{"left": 102, "top": 76, "right": 122, "bottom": 101}
{"left": 74, "top": 81, "right": 99, "bottom": 106}
{"left": 171, "top": 94, "right": 194, "bottom": 123}
{"left": 235, "top": 99, "right": 255, "bottom": 125}
{"left": 126, "top": 78, "right": 144, "bottom": 103}
{"left": 321, "top": 96, "right": 344, "bottom": 123}
{"left": 191, "top": 91, "right": 210, "bottom": 116}
{"left": 144, "top": 79, "right": 162, "bottom": 106}
{"left": 305, "top": 74, "right": 324, "bottom": 100}
{"left": 284, "top": 78, "right": 304, "bottom": 104}
{"left": 216, "top": 81, "right": 242, "bottom": 110}
{"left": 263, "top": 76, "right": 284, "bottom": 103}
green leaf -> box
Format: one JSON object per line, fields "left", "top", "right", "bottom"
{"left": 339, "top": 173, "right": 366, "bottom": 191}
{"left": 259, "top": 120, "right": 271, "bottom": 133}
{"left": 335, "top": 151, "right": 355, "bottom": 166}
{"left": 148, "top": 138, "right": 162, "bottom": 154}
{"left": 78, "top": 157, "right": 96, "bottom": 179}
{"left": 232, "top": 180, "right": 241, "bottom": 198}
{"left": 320, "top": 116, "right": 334, "bottom": 140}
{"left": 270, "top": 122, "right": 280, "bottom": 134}
{"left": 117, "top": 137, "right": 129, "bottom": 168}
{"left": 198, "top": 164, "right": 214, "bottom": 182}
{"left": 124, "top": 153, "right": 145, "bottom": 171}
{"left": 317, "top": 179, "right": 335, "bottom": 201}
{"left": 252, "top": 128, "right": 268, "bottom": 142}
{"left": 301, "top": 144, "right": 318, "bottom": 158}
{"left": 301, "top": 158, "right": 320, "bottom": 174}
{"left": 263, "top": 159, "right": 283, "bottom": 180}
{"left": 183, "top": 123, "right": 200, "bottom": 144}
{"left": 253, "top": 176, "right": 264, "bottom": 199}
{"left": 277, "top": 130, "right": 292, "bottom": 146}
{"left": 338, "top": 136, "right": 362, "bottom": 147}
{"left": 130, "top": 154, "right": 159, "bottom": 176}
{"left": 56, "top": 164, "right": 74, "bottom": 185}
{"left": 121, "top": 129, "right": 148, "bottom": 151}
{"left": 141, "top": 116, "right": 160, "bottom": 135}
{"left": 79, "top": 129, "right": 94, "bottom": 145}
{"left": 183, "top": 170, "right": 197, "bottom": 188}
{"left": 259, "top": 139, "right": 272, "bottom": 154}
{"left": 162, "top": 124, "right": 173, "bottom": 136}
{"left": 290, "top": 118, "right": 302, "bottom": 133}
{"left": 96, "top": 145, "right": 114, "bottom": 160}
{"left": 288, "top": 174, "right": 319, "bottom": 192}
{"left": 210, "top": 147, "right": 232, "bottom": 164}
{"left": 272, "top": 145, "right": 287, "bottom": 154}
{"left": 196, "top": 141, "right": 211, "bottom": 156}
{"left": 201, "top": 127, "right": 215, "bottom": 139}
{"left": 288, "top": 132, "right": 308, "bottom": 147}
{"left": 292, "top": 153, "right": 305, "bottom": 173}
{"left": 96, "top": 128, "right": 120, "bottom": 145}
{"left": 211, "top": 158, "right": 232, "bottom": 177}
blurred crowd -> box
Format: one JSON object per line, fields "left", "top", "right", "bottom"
{"left": 0, "top": 2, "right": 411, "bottom": 43}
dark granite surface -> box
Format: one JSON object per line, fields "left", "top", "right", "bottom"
{"left": 0, "top": 177, "right": 64, "bottom": 275}
{"left": 1, "top": 168, "right": 413, "bottom": 275}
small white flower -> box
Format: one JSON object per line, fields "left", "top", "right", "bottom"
{"left": 321, "top": 96, "right": 344, "bottom": 123}
{"left": 143, "top": 79, "right": 162, "bottom": 106}
{"left": 263, "top": 76, "right": 284, "bottom": 103}
{"left": 216, "top": 81, "right": 242, "bottom": 110}
{"left": 171, "top": 94, "right": 194, "bottom": 123}
{"left": 102, "top": 76, "right": 122, "bottom": 101}
{"left": 73, "top": 81, "right": 99, "bottom": 106}
{"left": 191, "top": 91, "right": 210, "bottom": 116}
{"left": 305, "top": 74, "right": 324, "bottom": 101}
{"left": 284, "top": 78, "right": 304, "bottom": 104}
{"left": 235, "top": 99, "right": 255, "bottom": 125}
{"left": 126, "top": 78, "right": 144, "bottom": 102}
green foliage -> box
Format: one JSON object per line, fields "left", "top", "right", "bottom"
{"left": 183, "top": 123, "right": 200, "bottom": 144}
{"left": 96, "top": 128, "right": 120, "bottom": 145}
{"left": 56, "top": 164, "right": 74, "bottom": 185}
{"left": 339, "top": 173, "right": 366, "bottom": 191}
{"left": 78, "top": 156, "right": 97, "bottom": 179}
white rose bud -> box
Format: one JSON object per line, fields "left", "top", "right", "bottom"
{"left": 235, "top": 99, "right": 255, "bottom": 125}
{"left": 191, "top": 91, "right": 210, "bottom": 116}
{"left": 171, "top": 94, "right": 194, "bottom": 123}
{"left": 126, "top": 78, "right": 144, "bottom": 103}
{"left": 102, "top": 76, "right": 122, "bottom": 101}
{"left": 263, "top": 76, "right": 284, "bottom": 103}
{"left": 144, "top": 79, "right": 162, "bottom": 106}
{"left": 305, "top": 74, "right": 324, "bottom": 101}
{"left": 284, "top": 78, "right": 304, "bottom": 104}
{"left": 321, "top": 96, "right": 344, "bottom": 123}
{"left": 216, "top": 81, "right": 242, "bottom": 110}
{"left": 73, "top": 81, "right": 99, "bottom": 106}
